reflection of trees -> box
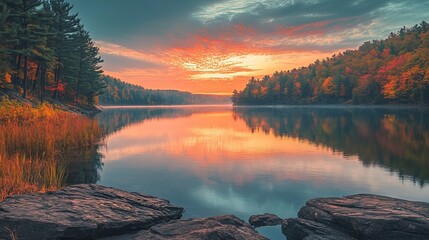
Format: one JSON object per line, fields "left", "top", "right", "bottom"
{"left": 62, "top": 146, "right": 103, "bottom": 184}
{"left": 97, "top": 106, "right": 231, "bottom": 136}
{"left": 233, "top": 107, "right": 429, "bottom": 186}
{"left": 97, "top": 108, "right": 193, "bottom": 136}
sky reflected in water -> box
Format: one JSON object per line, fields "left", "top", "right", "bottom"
{"left": 96, "top": 106, "right": 429, "bottom": 239}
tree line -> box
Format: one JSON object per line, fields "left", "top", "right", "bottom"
{"left": 100, "top": 75, "right": 231, "bottom": 105}
{"left": 232, "top": 22, "right": 429, "bottom": 105}
{"left": 0, "top": 0, "right": 104, "bottom": 108}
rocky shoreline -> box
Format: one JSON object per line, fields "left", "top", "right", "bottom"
{"left": 0, "top": 184, "right": 428, "bottom": 239}
{"left": 282, "top": 194, "right": 429, "bottom": 240}
{"left": 0, "top": 185, "right": 266, "bottom": 240}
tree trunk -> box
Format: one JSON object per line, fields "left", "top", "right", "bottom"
{"left": 76, "top": 46, "right": 84, "bottom": 106}
{"left": 54, "top": 64, "right": 61, "bottom": 100}
{"left": 22, "top": 56, "right": 28, "bottom": 99}
{"left": 40, "top": 64, "right": 46, "bottom": 102}
{"left": 13, "top": 55, "right": 21, "bottom": 88}
{"left": 76, "top": 79, "right": 80, "bottom": 106}
{"left": 32, "top": 63, "right": 40, "bottom": 91}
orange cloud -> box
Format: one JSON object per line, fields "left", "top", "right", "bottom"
{"left": 96, "top": 41, "right": 162, "bottom": 64}
{"left": 97, "top": 22, "right": 354, "bottom": 94}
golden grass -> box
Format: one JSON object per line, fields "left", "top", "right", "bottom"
{"left": 0, "top": 154, "right": 65, "bottom": 201}
{"left": 0, "top": 97, "right": 102, "bottom": 201}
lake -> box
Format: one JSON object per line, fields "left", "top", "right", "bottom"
{"left": 69, "top": 105, "right": 429, "bottom": 239}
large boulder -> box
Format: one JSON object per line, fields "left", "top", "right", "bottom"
{"left": 103, "top": 215, "right": 269, "bottom": 240}
{"left": 249, "top": 213, "right": 283, "bottom": 227}
{"left": 0, "top": 184, "right": 184, "bottom": 240}
{"left": 282, "top": 194, "right": 429, "bottom": 240}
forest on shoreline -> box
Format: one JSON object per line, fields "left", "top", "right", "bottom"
{"left": 100, "top": 75, "right": 231, "bottom": 105}
{"left": 233, "top": 22, "right": 429, "bottom": 105}
{"left": 0, "top": 0, "right": 104, "bottom": 109}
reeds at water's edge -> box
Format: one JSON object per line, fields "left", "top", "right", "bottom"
{"left": 0, "top": 97, "right": 103, "bottom": 201}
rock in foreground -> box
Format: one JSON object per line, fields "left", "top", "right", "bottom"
{"left": 282, "top": 218, "right": 356, "bottom": 240}
{"left": 249, "top": 213, "right": 283, "bottom": 228}
{"left": 0, "top": 184, "right": 184, "bottom": 240}
{"left": 282, "top": 194, "right": 429, "bottom": 240}
{"left": 104, "top": 215, "right": 268, "bottom": 240}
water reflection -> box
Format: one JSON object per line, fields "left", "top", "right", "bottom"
{"left": 98, "top": 107, "right": 193, "bottom": 136}
{"left": 233, "top": 106, "right": 429, "bottom": 186}
{"left": 92, "top": 105, "right": 429, "bottom": 239}
{"left": 63, "top": 146, "right": 103, "bottom": 185}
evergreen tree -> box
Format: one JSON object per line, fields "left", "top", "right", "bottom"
{"left": 49, "top": 0, "right": 79, "bottom": 100}
{"left": 33, "top": 1, "right": 56, "bottom": 102}
{"left": 0, "top": 0, "right": 105, "bottom": 108}
{"left": 72, "top": 24, "right": 104, "bottom": 106}
{"left": 2, "top": 0, "right": 23, "bottom": 89}
{"left": 13, "top": 0, "right": 45, "bottom": 98}
{"left": 0, "top": 2, "right": 10, "bottom": 86}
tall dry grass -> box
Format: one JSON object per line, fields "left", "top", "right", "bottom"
{"left": 0, "top": 97, "right": 102, "bottom": 201}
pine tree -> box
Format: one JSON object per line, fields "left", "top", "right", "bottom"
{"left": 0, "top": 2, "right": 10, "bottom": 86}
{"left": 73, "top": 24, "right": 90, "bottom": 105}
{"left": 50, "top": 0, "right": 79, "bottom": 100}
{"left": 6, "top": 0, "right": 46, "bottom": 98}
{"left": 0, "top": 0, "right": 105, "bottom": 107}
{"left": 2, "top": 0, "right": 22, "bottom": 89}
{"left": 79, "top": 33, "right": 104, "bottom": 106}
{"left": 33, "top": 2, "right": 56, "bottom": 102}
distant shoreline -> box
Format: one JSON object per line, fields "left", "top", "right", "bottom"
{"left": 99, "top": 104, "right": 429, "bottom": 109}
{"left": 232, "top": 104, "right": 429, "bottom": 108}
{"left": 99, "top": 104, "right": 233, "bottom": 109}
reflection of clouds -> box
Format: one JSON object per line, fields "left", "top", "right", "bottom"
{"left": 100, "top": 108, "right": 429, "bottom": 202}
{"left": 190, "top": 184, "right": 299, "bottom": 217}
{"left": 192, "top": 186, "right": 252, "bottom": 213}
{"left": 98, "top": 106, "right": 429, "bottom": 239}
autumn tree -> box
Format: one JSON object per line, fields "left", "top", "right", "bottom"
{"left": 233, "top": 22, "right": 429, "bottom": 105}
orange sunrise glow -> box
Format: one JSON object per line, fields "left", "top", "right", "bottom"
{"left": 67, "top": 0, "right": 429, "bottom": 94}
{"left": 2, "top": 1, "right": 429, "bottom": 239}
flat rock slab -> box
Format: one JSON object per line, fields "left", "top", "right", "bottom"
{"left": 103, "top": 215, "right": 269, "bottom": 240}
{"left": 283, "top": 194, "right": 429, "bottom": 240}
{"left": 0, "top": 184, "right": 184, "bottom": 240}
{"left": 282, "top": 218, "right": 356, "bottom": 240}
{"left": 249, "top": 213, "right": 283, "bottom": 227}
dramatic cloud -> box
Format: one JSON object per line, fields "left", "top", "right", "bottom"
{"left": 68, "top": 0, "right": 429, "bottom": 94}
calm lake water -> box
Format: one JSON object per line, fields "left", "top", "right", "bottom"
{"left": 70, "top": 105, "right": 429, "bottom": 239}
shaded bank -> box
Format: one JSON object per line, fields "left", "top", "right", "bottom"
{"left": 233, "top": 106, "right": 429, "bottom": 186}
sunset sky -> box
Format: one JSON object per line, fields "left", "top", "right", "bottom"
{"left": 68, "top": 0, "right": 429, "bottom": 95}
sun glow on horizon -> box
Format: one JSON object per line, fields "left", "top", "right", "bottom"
{"left": 82, "top": 0, "right": 429, "bottom": 95}
{"left": 99, "top": 39, "right": 337, "bottom": 94}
